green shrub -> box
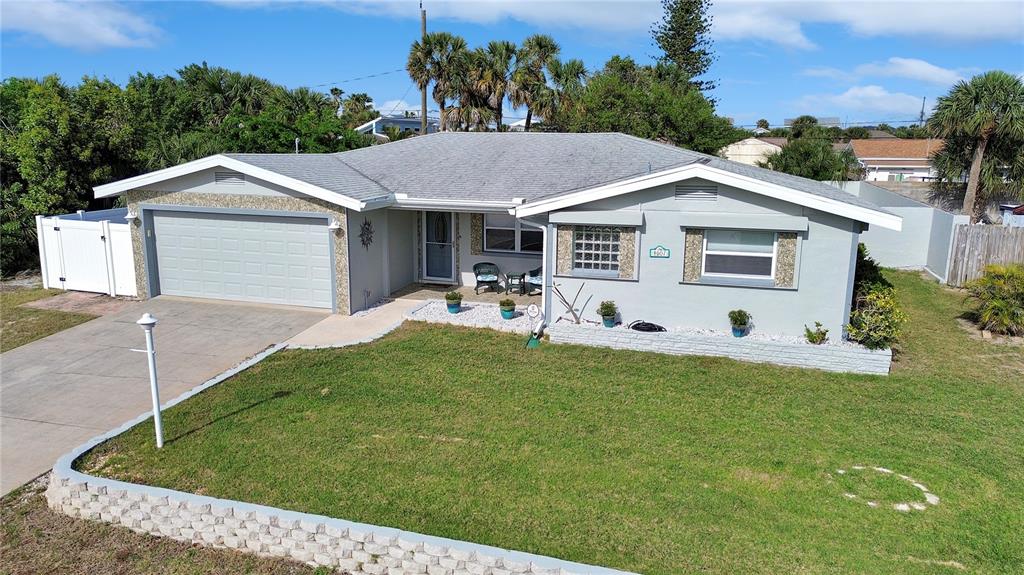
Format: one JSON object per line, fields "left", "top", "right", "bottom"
{"left": 804, "top": 322, "right": 829, "bottom": 345}
{"left": 852, "top": 243, "right": 891, "bottom": 304}
{"left": 964, "top": 264, "right": 1024, "bottom": 335}
{"left": 499, "top": 298, "right": 516, "bottom": 310}
{"left": 728, "top": 309, "right": 751, "bottom": 327}
{"left": 596, "top": 300, "right": 617, "bottom": 318}
{"left": 444, "top": 291, "right": 463, "bottom": 303}
{"left": 847, "top": 286, "right": 906, "bottom": 350}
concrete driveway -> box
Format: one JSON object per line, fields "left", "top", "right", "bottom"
{"left": 0, "top": 296, "right": 326, "bottom": 496}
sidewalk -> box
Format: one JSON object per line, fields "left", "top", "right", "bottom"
{"left": 285, "top": 299, "right": 424, "bottom": 348}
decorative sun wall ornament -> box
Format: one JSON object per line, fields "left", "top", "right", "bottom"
{"left": 359, "top": 218, "right": 374, "bottom": 249}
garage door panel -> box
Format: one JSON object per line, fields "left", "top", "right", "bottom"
{"left": 152, "top": 211, "right": 333, "bottom": 309}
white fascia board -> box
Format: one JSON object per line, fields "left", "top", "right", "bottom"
{"left": 516, "top": 163, "right": 903, "bottom": 231}
{"left": 93, "top": 155, "right": 371, "bottom": 212}
{"left": 392, "top": 197, "right": 518, "bottom": 212}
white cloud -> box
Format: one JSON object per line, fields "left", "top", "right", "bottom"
{"left": 375, "top": 99, "right": 418, "bottom": 114}
{"left": 245, "top": 1, "right": 1022, "bottom": 49}
{"left": 803, "top": 58, "right": 968, "bottom": 86}
{"left": 1, "top": 0, "right": 161, "bottom": 50}
{"left": 799, "top": 85, "right": 930, "bottom": 117}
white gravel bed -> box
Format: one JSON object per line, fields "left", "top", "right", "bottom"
{"left": 407, "top": 300, "right": 536, "bottom": 333}
{"left": 601, "top": 321, "right": 865, "bottom": 349}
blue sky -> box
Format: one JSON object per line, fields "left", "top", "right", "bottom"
{"left": 2, "top": 1, "right": 1022, "bottom": 128}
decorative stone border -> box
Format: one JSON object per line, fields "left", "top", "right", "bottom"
{"left": 45, "top": 344, "right": 636, "bottom": 575}
{"left": 547, "top": 322, "right": 892, "bottom": 375}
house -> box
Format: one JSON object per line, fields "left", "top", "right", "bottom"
{"left": 850, "top": 138, "right": 943, "bottom": 182}
{"left": 355, "top": 114, "right": 439, "bottom": 137}
{"left": 1000, "top": 203, "right": 1024, "bottom": 227}
{"left": 93, "top": 132, "right": 901, "bottom": 337}
{"left": 720, "top": 137, "right": 848, "bottom": 166}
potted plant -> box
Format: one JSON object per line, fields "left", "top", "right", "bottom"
{"left": 728, "top": 309, "right": 751, "bottom": 337}
{"left": 499, "top": 298, "right": 516, "bottom": 320}
{"left": 597, "top": 300, "right": 618, "bottom": 328}
{"left": 445, "top": 291, "right": 463, "bottom": 314}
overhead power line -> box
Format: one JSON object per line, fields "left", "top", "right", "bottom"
{"left": 312, "top": 68, "right": 406, "bottom": 89}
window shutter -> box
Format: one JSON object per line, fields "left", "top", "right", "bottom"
{"left": 215, "top": 171, "right": 245, "bottom": 185}
{"left": 674, "top": 183, "right": 717, "bottom": 201}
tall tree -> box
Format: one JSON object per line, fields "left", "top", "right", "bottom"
{"left": 473, "top": 40, "right": 517, "bottom": 130}
{"left": 406, "top": 32, "right": 468, "bottom": 131}
{"left": 756, "top": 118, "right": 769, "bottom": 130}
{"left": 928, "top": 70, "right": 1024, "bottom": 221}
{"left": 533, "top": 58, "right": 587, "bottom": 127}
{"left": 651, "top": 0, "right": 715, "bottom": 91}
{"left": 758, "top": 139, "right": 862, "bottom": 182}
{"left": 509, "top": 34, "right": 560, "bottom": 131}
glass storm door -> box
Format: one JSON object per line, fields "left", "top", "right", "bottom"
{"left": 423, "top": 211, "right": 455, "bottom": 282}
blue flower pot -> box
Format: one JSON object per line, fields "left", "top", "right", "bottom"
{"left": 446, "top": 302, "right": 461, "bottom": 314}
{"left": 732, "top": 326, "right": 747, "bottom": 337}
{"left": 602, "top": 316, "right": 616, "bottom": 328}
{"left": 500, "top": 308, "right": 515, "bottom": 320}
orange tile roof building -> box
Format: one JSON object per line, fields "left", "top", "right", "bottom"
{"left": 850, "top": 139, "right": 944, "bottom": 182}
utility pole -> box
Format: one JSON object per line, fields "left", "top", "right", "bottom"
{"left": 919, "top": 97, "right": 926, "bottom": 125}
{"left": 420, "top": 2, "right": 428, "bottom": 134}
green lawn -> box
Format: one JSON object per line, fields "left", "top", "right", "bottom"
{"left": 79, "top": 271, "right": 1024, "bottom": 574}
{"left": 1, "top": 287, "right": 96, "bottom": 353}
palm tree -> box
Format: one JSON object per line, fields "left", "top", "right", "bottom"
{"left": 474, "top": 40, "right": 516, "bottom": 130}
{"left": 928, "top": 71, "right": 1024, "bottom": 221}
{"left": 406, "top": 32, "right": 468, "bottom": 131}
{"left": 509, "top": 34, "right": 560, "bottom": 131}
{"left": 533, "top": 58, "right": 587, "bottom": 126}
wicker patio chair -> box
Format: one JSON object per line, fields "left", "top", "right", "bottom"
{"left": 473, "top": 262, "right": 503, "bottom": 294}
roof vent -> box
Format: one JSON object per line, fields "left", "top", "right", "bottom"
{"left": 215, "top": 171, "right": 245, "bottom": 185}
{"left": 675, "top": 183, "right": 718, "bottom": 201}
{"left": 696, "top": 157, "right": 713, "bottom": 165}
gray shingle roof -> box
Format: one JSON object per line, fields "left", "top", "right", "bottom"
{"left": 224, "top": 153, "right": 390, "bottom": 201}
{"left": 227, "top": 132, "right": 888, "bottom": 215}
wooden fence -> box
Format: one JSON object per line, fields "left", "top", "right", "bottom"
{"left": 947, "top": 225, "right": 1024, "bottom": 286}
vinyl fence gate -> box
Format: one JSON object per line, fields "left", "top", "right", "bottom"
{"left": 35, "top": 209, "right": 138, "bottom": 297}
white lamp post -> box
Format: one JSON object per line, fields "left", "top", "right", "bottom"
{"left": 135, "top": 313, "right": 164, "bottom": 448}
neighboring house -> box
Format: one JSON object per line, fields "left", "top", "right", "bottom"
{"left": 1000, "top": 203, "right": 1024, "bottom": 227}
{"left": 866, "top": 129, "right": 897, "bottom": 139}
{"left": 355, "top": 114, "right": 439, "bottom": 137}
{"left": 93, "top": 132, "right": 901, "bottom": 337}
{"left": 718, "top": 137, "right": 783, "bottom": 166}
{"left": 850, "top": 138, "right": 944, "bottom": 182}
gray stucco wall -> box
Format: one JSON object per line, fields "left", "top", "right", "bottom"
{"left": 926, "top": 210, "right": 970, "bottom": 282}
{"left": 387, "top": 210, "right": 416, "bottom": 293}
{"left": 347, "top": 209, "right": 389, "bottom": 312}
{"left": 458, "top": 212, "right": 543, "bottom": 286}
{"left": 124, "top": 188, "right": 350, "bottom": 314}
{"left": 549, "top": 180, "right": 859, "bottom": 337}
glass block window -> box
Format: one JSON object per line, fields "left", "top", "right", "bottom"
{"left": 573, "top": 226, "right": 621, "bottom": 274}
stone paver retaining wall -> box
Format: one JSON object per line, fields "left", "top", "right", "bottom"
{"left": 548, "top": 323, "right": 891, "bottom": 375}
{"left": 45, "top": 346, "right": 635, "bottom": 575}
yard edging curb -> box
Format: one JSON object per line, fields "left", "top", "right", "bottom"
{"left": 286, "top": 300, "right": 432, "bottom": 350}
{"left": 46, "top": 334, "right": 637, "bottom": 575}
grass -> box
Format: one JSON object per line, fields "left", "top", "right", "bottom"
{"left": 0, "top": 478, "right": 319, "bottom": 575}
{"left": 78, "top": 271, "right": 1024, "bottom": 574}
{"left": 0, "top": 287, "right": 96, "bottom": 352}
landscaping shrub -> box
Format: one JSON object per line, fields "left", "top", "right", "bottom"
{"left": 804, "top": 322, "right": 829, "bottom": 345}
{"left": 964, "top": 264, "right": 1024, "bottom": 335}
{"left": 847, "top": 286, "right": 907, "bottom": 350}
{"left": 852, "top": 243, "right": 890, "bottom": 305}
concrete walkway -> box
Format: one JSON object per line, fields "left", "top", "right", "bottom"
{"left": 0, "top": 297, "right": 325, "bottom": 496}
{"left": 286, "top": 299, "right": 423, "bottom": 348}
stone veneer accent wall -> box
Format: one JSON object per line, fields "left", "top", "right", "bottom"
{"left": 548, "top": 323, "right": 892, "bottom": 375}
{"left": 470, "top": 214, "right": 484, "bottom": 256}
{"left": 773, "top": 232, "right": 798, "bottom": 288}
{"left": 682, "top": 229, "right": 704, "bottom": 283}
{"left": 44, "top": 346, "right": 635, "bottom": 575}
{"left": 125, "top": 191, "right": 350, "bottom": 314}
{"left": 618, "top": 229, "right": 637, "bottom": 280}
{"left": 555, "top": 225, "right": 573, "bottom": 276}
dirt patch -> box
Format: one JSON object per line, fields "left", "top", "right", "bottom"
{"left": 732, "top": 468, "right": 785, "bottom": 491}
{"left": 20, "top": 290, "right": 134, "bottom": 316}
{"left": 0, "top": 274, "right": 42, "bottom": 292}
{"left": 0, "top": 474, "right": 316, "bottom": 575}
{"left": 955, "top": 318, "right": 1024, "bottom": 347}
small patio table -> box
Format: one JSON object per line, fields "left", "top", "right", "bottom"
{"left": 505, "top": 272, "right": 527, "bottom": 295}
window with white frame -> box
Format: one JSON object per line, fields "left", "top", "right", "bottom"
{"left": 573, "top": 226, "right": 621, "bottom": 275}
{"left": 484, "top": 213, "right": 542, "bottom": 253}
{"left": 702, "top": 229, "right": 776, "bottom": 279}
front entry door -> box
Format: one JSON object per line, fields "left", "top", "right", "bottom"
{"left": 422, "top": 211, "right": 455, "bottom": 282}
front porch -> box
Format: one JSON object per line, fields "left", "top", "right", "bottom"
{"left": 391, "top": 283, "right": 540, "bottom": 306}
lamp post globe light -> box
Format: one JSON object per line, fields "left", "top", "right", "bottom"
{"left": 136, "top": 313, "right": 164, "bottom": 448}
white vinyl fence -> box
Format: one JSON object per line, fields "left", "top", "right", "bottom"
{"left": 35, "top": 209, "right": 137, "bottom": 297}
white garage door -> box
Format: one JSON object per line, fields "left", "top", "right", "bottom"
{"left": 152, "top": 211, "right": 333, "bottom": 309}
